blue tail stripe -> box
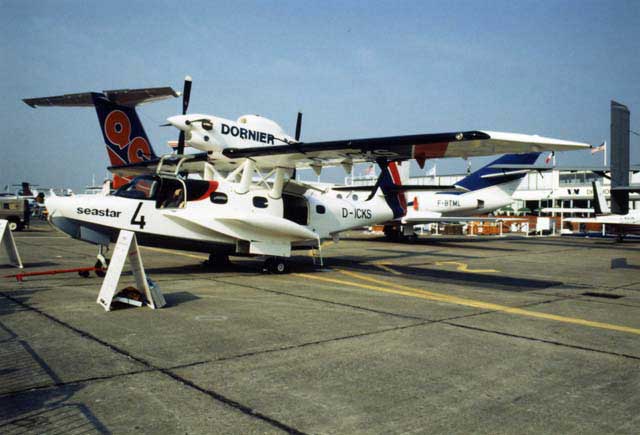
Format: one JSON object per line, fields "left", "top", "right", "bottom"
{"left": 455, "top": 153, "right": 540, "bottom": 191}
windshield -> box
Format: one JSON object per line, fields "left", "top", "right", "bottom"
{"left": 114, "top": 176, "right": 158, "bottom": 200}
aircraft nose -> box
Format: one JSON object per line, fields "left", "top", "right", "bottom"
{"left": 166, "top": 115, "right": 190, "bottom": 131}
{"left": 44, "top": 195, "right": 60, "bottom": 218}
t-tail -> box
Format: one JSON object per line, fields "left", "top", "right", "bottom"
{"left": 455, "top": 152, "right": 541, "bottom": 193}
{"left": 24, "top": 87, "right": 178, "bottom": 188}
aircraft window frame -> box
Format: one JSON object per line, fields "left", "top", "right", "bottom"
{"left": 114, "top": 176, "right": 158, "bottom": 200}
{"left": 210, "top": 192, "right": 228, "bottom": 204}
{"left": 253, "top": 196, "right": 268, "bottom": 209}
{"left": 316, "top": 205, "right": 326, "bottom": 214}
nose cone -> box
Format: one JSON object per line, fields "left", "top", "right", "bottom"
{"left": 44, "top": 195, "right": 61, "bottom": 218}
{"left": 166, "top": 114, "right": 190, "bottom": 131}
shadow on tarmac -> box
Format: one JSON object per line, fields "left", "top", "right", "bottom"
{"left": 0, "top": 321, "right": 109, "bottom": 434}
{"left": 611, "top": 258, "right": 640, "bottom": 270}
{"left": 324, "top": 257, "right": 562, "bottom": 291}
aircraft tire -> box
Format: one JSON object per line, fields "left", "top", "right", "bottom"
{"left": 95, "top": 259, "right": 109, "bottom": 277}
{"left": 265, "top": 257, "right": 288, "bottom": 274}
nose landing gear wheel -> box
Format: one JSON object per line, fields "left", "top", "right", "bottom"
{"left": 95, "top": 258, "right": 110, "bottom": 277}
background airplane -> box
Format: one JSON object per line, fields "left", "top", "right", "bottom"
{"left": 337, "top": 153, "right": 542, "bottom": 239}
{"left": 566, "top": 181, "right": 640, "bottom": 240}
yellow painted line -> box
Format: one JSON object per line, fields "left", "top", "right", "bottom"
{"left": 293, "top": 270, "right": 640, "bottom": 336}
{"left": 435, "top": 261, "right": 498, "bottom": 273}
{"left": 372, "top": 262, "right": 403, "bottom": 275}
{"left": 142, "top": 246, "right": 208, "bottom": 261}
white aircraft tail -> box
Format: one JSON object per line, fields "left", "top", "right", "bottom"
{"left": 592, "top": 181, "right": 610, "bottom": 215}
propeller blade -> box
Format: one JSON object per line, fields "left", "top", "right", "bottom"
{"left": 182, "top": 75, "right": 192, "bottom": 115}
{"left": 295, "top": 112, "right": 302, "bottom": 141}
{"left": 177, "top": 131, "right": 185, "bottom": 155}
{"left": 175, "top": 75, "right": 192, "bottom": 155}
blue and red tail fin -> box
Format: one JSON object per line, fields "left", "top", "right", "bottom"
{"left": 91, "top": 93, "right": 158, "bottom": 188}
{"left": 456, "top": 152, "right": 541, "bottom": 192}
{"left": 23, "top": 87, "right": 177, "bottom": 189}
{"left": 379, "top": 161, "right": 408, "bottom": 219}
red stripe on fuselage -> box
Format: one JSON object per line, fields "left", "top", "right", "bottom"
{"left": 192, "top": 181, "right": 219, "bottom": 201}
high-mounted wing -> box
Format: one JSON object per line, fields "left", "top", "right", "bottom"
{"left": 222, "top": 130, "right": 590, "bottom": 169}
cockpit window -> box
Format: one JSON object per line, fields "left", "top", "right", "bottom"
{"left": 156, "top": 178, "right": 186, "bottom": 209}
{"left": 114, "top": 176, "right": 157, "bottom": 200}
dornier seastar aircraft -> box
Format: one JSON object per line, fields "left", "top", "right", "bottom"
{"left": 23, "top": 77, "right": 590, "bottom": 272}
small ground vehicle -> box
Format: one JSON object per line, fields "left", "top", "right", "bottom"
{"left": 0, "top": 197, "right": 30, "bottom": 231}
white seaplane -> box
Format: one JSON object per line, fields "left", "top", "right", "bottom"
{"left": 23, "top": 77, "right": 590, "bottom": 272}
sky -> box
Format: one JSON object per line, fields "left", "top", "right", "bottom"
{"left": 1, "top": 0, "right": 639, "bottom": 192}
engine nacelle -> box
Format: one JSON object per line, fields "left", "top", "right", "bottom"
{"left": 167, "top": 113, "right": 293, "bottom": 153}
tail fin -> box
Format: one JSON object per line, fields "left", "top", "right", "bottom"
{"left": 91, "top": 93, "right": 157, "bottom": 187}
{"left": 592, "top": 181, "right": 610, "bottom": 215}
{"left": 380, "top": 161, "right": 407, "bottom": 218}
{"left": 24, "top": 87, "right": 177, "bottom": 188}
{"left": 456, "top": 153, "right": 540, "bottom": 192}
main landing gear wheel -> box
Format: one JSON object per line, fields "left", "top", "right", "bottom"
{"left": 205, "top": 253, "right": 230, "bottom": 268}
{"left": 8, "top": 221, "right": 18, "bottom": 232}
{"left": 264, "top": 257, "right": 288, "bottom": 274}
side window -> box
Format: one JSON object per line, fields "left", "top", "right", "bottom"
{"left": 352, "top": 194, "right": 359, "bottom": 201}
{"left": 315, "top": 205, "right": 326, "bottom": 214}
{"left": 253, "top": 196, "right": 268, "bottom": 208}
{"left": 336, "top": 193, "right": 343, "bottom": 199}
{"left": 210, "top": 192, "right": 228, "bottom": 204}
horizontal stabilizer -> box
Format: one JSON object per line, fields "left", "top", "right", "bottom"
{"left": 488, "top": 164, "right": 551, "bottom": 170}
{"left": 24, "top": 87, "right": 178, "bottom": 108}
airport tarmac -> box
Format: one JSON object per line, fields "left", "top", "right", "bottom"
{"left": 1, "top": 221, "right": 639, "bottom": 434}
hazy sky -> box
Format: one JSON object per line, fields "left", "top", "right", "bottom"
{"left": 1, "top": 0, "right": 639, "bottom": 192}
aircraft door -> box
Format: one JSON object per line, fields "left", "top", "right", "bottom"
{"left": 282, "top": 194, "right": 308, "bottom": 225}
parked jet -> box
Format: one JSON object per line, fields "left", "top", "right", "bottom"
{"left": 337, "top": 153, "right": 541, "bottom": 239}
{"left": 24, "top": 79, "right": 590, "bottom": 272}
{"left": 566, "top": 181, "right": 640, "bottom": 241}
